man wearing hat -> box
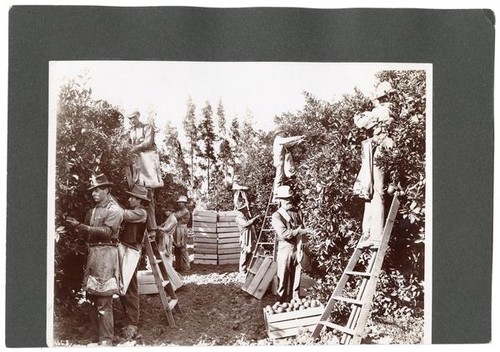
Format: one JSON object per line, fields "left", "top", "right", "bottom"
{"left": 174, "top": 196, "right": 191, "bottom": 272}
{"left": 66, "top": 174, "right": 124, "bottom": 346}
{"left": 157, "top": 204, "right": 178, "bottom": 263}
{"left": 271, "top": 185, "right": 312, "bottom": 302}
{"left": 234, "top": 200, "right": 261, "bottom": 275}
{"left": 118, "top": 184, "right": 150, "bottom": 339}
{"left": 125, "top": 110, "right": 162, "bottom": 233}
{"left": 352, "top": 81, "right": 395, "bottom": 248}
{"left": 272, "top": 129, "right": 306, "bottom": 198}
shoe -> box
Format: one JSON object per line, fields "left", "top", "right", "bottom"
{"left": 122, "top": 324, "right": 138, "bottom": 339}
{"left": 359, "top": 239, "right": 381, "bottom": 249}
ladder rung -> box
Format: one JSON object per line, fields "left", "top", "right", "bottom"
{"left": 319, "top": 321, "right": 355, "bottom": 335}
{"left": 257, "top": 242, "right": 274, "bottom": 245}
{"left": 153, "top": 259, "right": 162, "bottom": 264}
{"left": 345, "top": 270, "right": 372, "bottom": 278}
{"left": 332, "top": 296, "right": 364, "bottom": 306}
{"left": 168, "top": 299, "right": 178, "bottom": 311}
{"left": 261, "top": 229, "right": 274, "bottom": 232}
{"left": 162, "top": 280, "right": 170, "bottom": 287}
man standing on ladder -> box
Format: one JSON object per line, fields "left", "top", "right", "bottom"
{"left": 119, "top": 184, "right": 150, "bottom": 340}
{"left": 271, "top": 185, "right": 313, "bottom": 302}
{"left": 272, "top": 129, "right": 306, "bottom": 199}
{"left": 352, "top": 81, "right": 396, "bottom": 248}
{"left": 234, "top": 200, "right": 261, "bottom": 275}
{"left": 125, "top": 110, "right": 163, "bottom": 234}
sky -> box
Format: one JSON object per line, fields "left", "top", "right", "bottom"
{"left": 49, "top": 61, "right": 427, "bottom": 134}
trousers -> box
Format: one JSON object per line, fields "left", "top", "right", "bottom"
{"left": 276, "top": 242, "right": 301, "bottom": 302}
{"left": 88, "top": 294, "right": 114, "bottom": 343}
{"left": 120, "top": 266, "right": 139, "bottom": 325}
{"left": 362, "top": 145, "right": 385, "bottom": 241}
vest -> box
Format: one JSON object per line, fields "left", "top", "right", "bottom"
{"left": 121, "top": 221, "right": 147, "bottom": 246}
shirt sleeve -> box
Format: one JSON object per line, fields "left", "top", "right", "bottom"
{"left": 123, "top": 208, "right": 147, "bottom": 223}
{"left": 235, "top": 212, "right": 253, "bottom": 229}
{"left": 175, "top": 209, "right": 191, "bottom": 224}
{"left": 279, "top": 135, "right": 303, "bottom": 147}
{"left": 133, "top": 124, "right": 155, "bottom": 152}
{"left": 159, "top": 215, "right": 177, "bottom": 232}
{"left": 272, "top": 211, "right": 299, "bottom": 241}
{"left": 79, "top": 204, "right": 123, "bottom": 241}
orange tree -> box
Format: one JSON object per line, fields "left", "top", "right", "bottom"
{"left": 55, "top": 78, "right": 130, "bottom": 301}
{"left": 238, "top": 70, "right": 426, "bottom": 318}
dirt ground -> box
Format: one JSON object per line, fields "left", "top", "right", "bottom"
{"left": 53, "top": 263, "right": 423, "bottom": 346}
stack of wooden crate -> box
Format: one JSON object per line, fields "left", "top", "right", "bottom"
{"left": 217, "top": 211, "right": 241, "bottom": 265}
{"left": 192, "top": 210, "right": 218, "bottom": 264}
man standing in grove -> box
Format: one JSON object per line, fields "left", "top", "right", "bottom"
{"left": 119, "top": 184, "right": 150, "bottom": 340}
{"left": 234, "top": 200, "right": 261, "bottom": 275}
{"left": 174, "top": 195, "right": 191, "bottom": 272}
{"left": 157, "top": 205, "right": 178, "bottom": 264}
{"left": 66, "top": 174, "right": 123, "bottom": 346}
{"left": 271, "top": 185, "right": 312, "bottom": 302}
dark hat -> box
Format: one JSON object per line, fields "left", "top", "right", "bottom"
{"left": 126, "top": 184, "right": 151, "bottom": 202}
{"left": 88, "top": 174, "right": 114, "bottom": 191}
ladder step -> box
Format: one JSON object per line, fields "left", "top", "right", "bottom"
{"left": 319, "top": 321, "right": 355, "bottom": 335}
{"left": 168, "top": 299, "right": 178, "bottom": 311}
{"left": 332, "top": 296, "right": 364, "bottom": 306}
{"left": 345, "top": 270, "right": 372, "bottom": 278}
{"left": 162, "top": 280, "right": 170, "bottom": 287}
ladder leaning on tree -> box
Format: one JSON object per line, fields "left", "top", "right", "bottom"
{"left": 311, "top": 194, "right": 400, "bottom": 344}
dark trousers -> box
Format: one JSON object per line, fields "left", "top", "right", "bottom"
{"left": 120, "top": 267, "right": 140, "bottom": 325}
{"left": 88, "top": 294, "right": 114, "bottom": 343}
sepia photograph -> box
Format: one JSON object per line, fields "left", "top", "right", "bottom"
{"left": 47, "top": 61, "right": 431, "bottom": 346}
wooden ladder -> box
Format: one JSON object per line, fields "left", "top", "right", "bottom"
{"left": 311, "top": 195, "right": 400, "bottom": 344}
{"left": 143, "top": 231, "right": 182, "bottom": 327}
{"left": 249, "top": 191, "right": 279, "bottom": 267}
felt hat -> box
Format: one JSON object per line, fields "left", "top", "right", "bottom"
{"left": 88, "top": 174, "right": 114, "bottom": 191}
{"left": 275, "top": 185, "right": 293, "bottom": 199}
{"left": 177, "top": 195, "right": 188, "bottom": 203}
{"left": 127, "top": 110, "right": 141, "bottom": 119}
{"left": 126, "top": 184, "right": 151, "bottom": 202}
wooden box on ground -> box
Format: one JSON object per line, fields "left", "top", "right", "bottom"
{"left": 263, "top": 305, "right": 324, "bottom": 339}
{"left": 242, "top": 256, "right": 277, "bottom": 299}
{"left": 217, "top": 211, "right": 240, "bottom": 265}
{"left": 193, "top": 210, "right": 218, "bottom": 265}
{"left": 137, "top": 270, "right": 157, "bottom": 295}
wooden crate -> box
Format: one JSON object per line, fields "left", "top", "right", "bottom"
{"left": 138, "top": 270, "right": 157, "bottom": 295}
{"left": 263, "top": 305, "right": 324, "bottom": 339}
{"left": 242, "top": 256, "right": 277, "bottom": 299}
